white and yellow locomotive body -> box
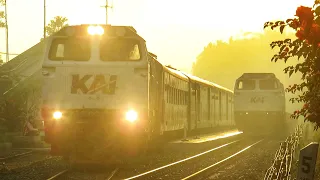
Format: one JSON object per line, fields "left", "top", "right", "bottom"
{"left": 234, "top": 73, "right": 286, "bottom": 133}
{"left": 41, "top": 24, "right": 235, "bottom": 162}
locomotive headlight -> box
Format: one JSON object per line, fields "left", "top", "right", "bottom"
{"left": 53, "top": 111, "right": 62, "bottom": 120}
{"left": 87, "top": 26, "right": 95, "bottom": 35}
{"left": 87, "top": 25, "right": 104, "bottom": 35}
{"left": 95, "top": 26, "right": 104, "bottom": 35}
{"left": 125, "top": 110, "right": 138, "bottom": 122}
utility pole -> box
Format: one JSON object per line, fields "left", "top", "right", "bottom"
{"left": 105, "top": 0, "right": 108, "bottom": 24}
{"left": 4, "top": 0, "right": 8, "bottom": 63}
{"left": 43, "top": 0, "right": 46, "bottom": 39}
{"left": 101, "top": 0, "right": 113, "bottom": 25}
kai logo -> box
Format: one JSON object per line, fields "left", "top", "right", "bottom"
{"left": 71, "top": 74, "right": 117, "bottom": 94}
{"left": 250, "top": 96, "right": 264, "bottom": 103}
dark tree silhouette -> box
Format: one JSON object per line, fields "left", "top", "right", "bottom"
{"left": 45, "top": 16, "right": 69, "bottom": 36}
{"left": 41, "top": 16, "right": 68, "bottom": 41}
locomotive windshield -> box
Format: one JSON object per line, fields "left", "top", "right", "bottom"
{"left": 259, "top": 79, "right": 278, "bottom": 90}
{"left": 100, "top": 38, "right": 141, "bottom": 61}
{"left": 48, "top": 37, "right": 91, "bottom": 61}
{"left": 236, "top": 79, "right": 255, "bottom": 90}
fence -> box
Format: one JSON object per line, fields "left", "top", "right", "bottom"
{"left": 264, "top": 125, "right": 303, "bottom": 180}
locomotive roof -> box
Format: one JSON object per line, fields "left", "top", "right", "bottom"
{"left": 237, "top": 73, "right": 283, "bottom": 84}
{"left": 239, "top": 73, "right": 276, "bottom": 79}
{"left": 51, "top": 24, "right": 145, "bottom": 41}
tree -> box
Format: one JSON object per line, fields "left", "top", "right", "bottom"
{"left": 0, "top": 10, "right": 5, "bottom": 28}
{"left": 46, "top": 16, "right": 68, "bottom": 36}
{"left": 0, "top": 0, "right": 4, "bottom": 28}
{"left": 192, "top": 30, "right": 303, "bottom": 114}
{"left": 41, "top": 16, "right": 68, "bottom": 41}
{"left": 264, "top": 1, "right": 320, "bottom": 129}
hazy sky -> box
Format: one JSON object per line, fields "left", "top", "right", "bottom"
{"left": 0, "top": 0, "right": 314, "bottom": 72}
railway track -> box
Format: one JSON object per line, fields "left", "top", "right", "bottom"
{"left": 46, "top": 168, "right": 119, "bottom": 180}
{"left": 182, "top": 139, "right": 263, "bottom": 180}
{"left": 0, "top": 134, "right": 265, "bottom": 179}
{"left": 0, "top": 150, "right": 34, "bottom": 172}
{"left": 123, "top": 139, "right": 263, "bottom": 180}
{"left": 47, "top": 169, "right": 69, "bottom": 180}
{"left": 0, "top": 150, "right": 56, "bottom": 175}
{"left": 0, "top": 151, "right": 33, "bottom": 162}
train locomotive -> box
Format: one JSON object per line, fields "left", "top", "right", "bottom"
{"left": 233, "top": 73, "right": 286, "bottom": 134}
{"left": 41, "top": 24, "right": 235, "bottom": 163}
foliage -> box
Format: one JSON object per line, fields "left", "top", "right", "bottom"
{"left": 264, "top": 1, "right": 320, "bottom": 129}
{"left": 192, "top": 30, "right": 303, "bottom": 113}
{"left": 0, "top": 0, "right": 5, "bottom": 28}
{"left": 0, "top": 11, "right": 4, "bottom": 28}
{"left": 45, "top": 16, "right": 68, "bottom": 36}
{"left": 40, "top": 16, "right": 68, "bottom": 41}
{"left": 0, "top": 99, "right": 25, "bottom": 131}
{"left": 0, "top": 75, "right": 42, "bottom": 132}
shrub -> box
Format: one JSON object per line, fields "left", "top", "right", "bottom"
{"left": 264, "top": 1, "right": 320, "bottom": 129}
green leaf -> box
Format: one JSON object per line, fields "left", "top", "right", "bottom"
{"left": 277, "top": 40, "right": 284, "bottom": 46}
{"left": 0, "top": 21, "right": 5, "bottom": 28}
{"left": 286, "top": 19, "right": 293, "bottom": 23}
{"left": 284, "top": 38, "right": 291, "bottom": 43}
{"left": 289, "top": 69, "right": 294, "bottom": 77}
{"left": 316, "top": 17, "right": 320, "bottom": 27}
{"left": 275, "top": 21, "right": 281, "bottom": 26}
{"left": 292, "top": 45, "right": 299, "bottom": 55}
{"left": 271, "top": 55, "right": 278, "bottom": 62}
{"left": 309, "top": 48, "right": 317, "bottom": 59}
{"left": 297, "top": 45, "right": 309, "bottom": 60}
{"left": 284, "top": 56, "right": 290, "bottom": 63}
{"left": 315, "top": 6, "right": 320, "bottom": 15}
{"left": 271, "top": 43, "right": 277, "bottom": 49}
{"left": 0, "top": 11, "right": 4, "bottom": 18}
{"left": 280, "top": 25, "right": 286, "bottom": 34}
{"left": 303, "top": 53, "right": 308, "bottom": 58}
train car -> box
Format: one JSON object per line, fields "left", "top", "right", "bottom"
{"left": 233, "top": 73, "right": 286, "bottom": 133}
{"left": 40, "top": 24, "right": 234, "bottom": 164}
{"left": 148, "top": 57, "right": 235, "bottom": 137}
